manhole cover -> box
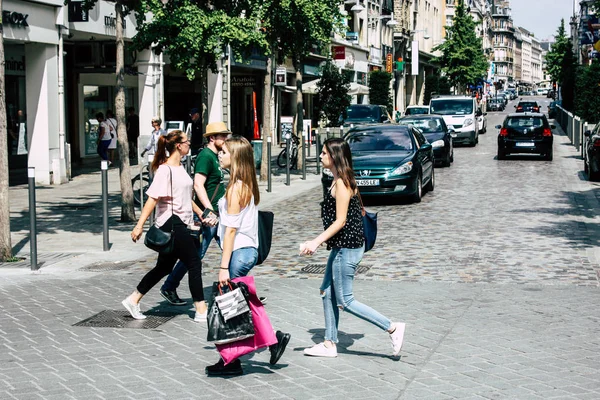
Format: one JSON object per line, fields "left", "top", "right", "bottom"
{"left": 73, "top": 310, "right": 178, "bottom": 329}
{"left": 300, "top": 264, "right": 371, "bottom": 274}
{"left": 80, "top": 261, "right": 136, "bottom": 271}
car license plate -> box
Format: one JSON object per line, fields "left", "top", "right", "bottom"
{"left": 356, "top": 179, "right": 379, "bottom": 186}
{"left": 515, "top": 142, "right": 535, "bottom": 147}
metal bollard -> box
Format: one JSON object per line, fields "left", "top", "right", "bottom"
{"left": 101, "top": 160, "right": 109, "bottom": 251}
{"left": 267, "top": 137, "right": 272, "bottom": 193}
{"left": 302, "top": 129, "right": 307, "bottom": 180}
{"left": 28, "top": 168, "right": 38, "bottom": 271}
{"left": 285, "top": 136, "right": 290, "bottom": 186}
{"left": 316, "top": 133, "right": 321, "bottom": 175}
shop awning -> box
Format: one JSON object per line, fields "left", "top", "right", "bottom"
{"left": 300, "top": 80, "right": 369, "bottom": 95}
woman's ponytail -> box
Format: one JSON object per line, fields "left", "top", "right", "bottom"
{"left": 151, "top": 135, "right": 168, "bottom": 172}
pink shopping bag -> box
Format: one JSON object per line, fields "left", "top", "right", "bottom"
{"left": 216, "top": 276, "right": 277, "bottom": 365}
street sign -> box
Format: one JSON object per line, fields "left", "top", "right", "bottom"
{"left": 275, "top": 67, "right": 287, "bottom": 86}
{"left": 385, "top": 53, "right": 392, "bottom": 73}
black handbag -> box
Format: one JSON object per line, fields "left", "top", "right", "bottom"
{"left": 207, "top": 281, "right": 255, "bottom": 345}
{"left": 256, "top": 210, "right": 274, "bottom": 265}
{"left": 358, "top": 193, "right": 377, "bottom": 252}
{"left": 144, "top": 167, "right": 175, "bottom": 254}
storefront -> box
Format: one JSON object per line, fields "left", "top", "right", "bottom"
{"left": 4, "top": 0, "right": 63, "bottom": 184}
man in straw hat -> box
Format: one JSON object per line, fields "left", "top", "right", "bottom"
{"left": 160, "top": 121, "right": 231, "bottom": 309}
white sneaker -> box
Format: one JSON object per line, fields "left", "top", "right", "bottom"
{"left": 389, "top": 322, "right": 406, "bottom": 356}
{"left": 122, "top": 298, "right": 146, "bottom": 320}
{"left": 194, "top": 310, "right": 207, "bottom": 323}
{"left": 303, "top": 342, "right": 337, "bottom": 358}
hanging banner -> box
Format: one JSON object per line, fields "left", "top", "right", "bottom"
{"left": 411, "top": 41, "right": 419, "bottom": 76}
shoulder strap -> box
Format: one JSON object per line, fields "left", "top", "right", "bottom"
{"left": 107, "top": 119, "right": 116, "bottom": 131}
{"left": 356, "top": 190, "right": 366, "bottom": 217}
{"left": 209, "top": 183, "right": 221, "bottom": 205}
{"left": 168, "top": 166, "right": 174, "bottom": 227}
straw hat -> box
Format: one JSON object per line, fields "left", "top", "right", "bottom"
{"left": 204, "top": 121, "right": 232, "bottom": 137}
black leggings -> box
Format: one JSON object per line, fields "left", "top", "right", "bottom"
{"left": 137, "top": 219, "right": 205, "bottom": 302}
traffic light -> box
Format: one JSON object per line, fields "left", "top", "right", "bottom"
{"left": 395, "top": 58, "right": 404, "bottom": 72}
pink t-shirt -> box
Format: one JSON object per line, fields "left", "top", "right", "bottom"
{"left": 146, "top": 164, "right": 193, "bottom": 227}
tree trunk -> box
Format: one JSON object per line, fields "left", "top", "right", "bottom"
{"left": 201, "top": 66, "right": 209, "bottom": 142}
{"left": 260, "top": 55, "right": 272, "bottom": 181}
{"left": 115, "top": 2, "right": 136, "bottom": 222}
{"left": 294, "top": 57, "right": 304, "bottom": 170}
{"left": 0, "top": 2, "right": 12, "bottom": 261}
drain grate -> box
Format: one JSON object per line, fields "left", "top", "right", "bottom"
{"left": 79, "top": 261, "right": 136, "bottom": 272}
{"left": 0, "top": 252, "right": 82, "bottom": 269}
{"left": 73, "top": 310, "right": 178, "bottom": 329}
{"left": 300, "top": 264, "right": 371, "bottom": 274}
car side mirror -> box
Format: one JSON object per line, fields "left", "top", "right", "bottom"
{"left": 495, "top": 125, "right": 502, "bottom": 129}
{"left": 476, "top": 110, "right": 482, "bottom": 116}
{"left": 514, "top": 105, "right": 517, "bottom": 108}
{"left": 483, "top": 112, "right": 488, "bottom": 116}
{"left": 448, "top": 126, "right": 455, "bottom": 132}
{"left": 584, "top": 130, "right": 592, "bottom": 137}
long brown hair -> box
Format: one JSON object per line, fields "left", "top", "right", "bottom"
{"left": 225, "top": 136, "right": 259, "bottom": 207}
{"left": 324, "top": 138, "right": 357, "bottom": 192}
{"left": 151, "top": 130, "right": 185, "bottom": 172}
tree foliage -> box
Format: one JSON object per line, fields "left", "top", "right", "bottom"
{"left": 433, "top": 0, "right": 487, "bottom": 92}
{"left": 545, "top": 19, "right": 570, "bottom": 85}
{"left": 575, "top": 62, "right": 600, "bottom": 123}
{"left": 560, "top": 40, "right": 577, "bottom": 112}
{"left": 315, "top": 61, "right": 351, "bottom": 127}
{"left": 368, "top": 70, "right": 393, "bottom": 112}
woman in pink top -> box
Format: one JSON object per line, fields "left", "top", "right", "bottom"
{"left": 124, "top": 130, "right": 208, "bottom": 321}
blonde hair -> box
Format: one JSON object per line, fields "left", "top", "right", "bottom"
{"left": 151, "top": 117, "right": 162, "bottom": 124}
{"left": 225, "top": 136, "right": 259, "bottom": 207}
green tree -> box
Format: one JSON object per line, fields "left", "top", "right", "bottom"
{"left": 545, "top": 19, "right": 570, "bottom": 90}
{"left": 315, "top": 61, "right": 351, "bottom": 127}
{"left": 560, "top": 40, "right": 577, "bottom": 112}
{"left": 433, "top": 0, "right": 487, "bottom": 93}
{"left": 368, "top": 70, "right": 393, "bottom": 112}
{"left": 260, "top": 0, "right": 342, "bottom": 168}
{"left": 575, "top": 62, "right": 600, "bottom": 122}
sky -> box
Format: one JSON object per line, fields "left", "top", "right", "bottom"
{"left": 509, "top": 0, "right": 576, "bottom": 40}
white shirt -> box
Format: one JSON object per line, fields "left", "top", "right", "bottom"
{"left": 107, "top": 118, "right": 118, "bottom": 149}
{"left": 100, "top": 121, "right": 112, "bottom": 141}
{"left": 218, "top": 185, "right": 258, "bottom": 251}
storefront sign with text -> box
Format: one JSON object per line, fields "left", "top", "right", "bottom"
{"left": 3, "top": 11, "right": 29, "bottom": 27}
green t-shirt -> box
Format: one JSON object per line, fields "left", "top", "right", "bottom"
{"left": 194, "top": 147, "right": 225, "bottom": 212}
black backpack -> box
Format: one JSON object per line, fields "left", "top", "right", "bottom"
{"left": 256, "top": 211, "right": 274, "bottom": 265}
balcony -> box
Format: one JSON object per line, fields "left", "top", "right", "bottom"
{"left": 492, "top": 25, "right": 512, "bottom": 32}
{"left": 494, "top": 56, "right": 514, "bottom": 63}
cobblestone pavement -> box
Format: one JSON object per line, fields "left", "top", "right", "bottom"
{"left": 2, "top": 100, "right": 600, "bottom": 399}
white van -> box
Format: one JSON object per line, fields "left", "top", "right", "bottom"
{"left": 429, "top": 95, "right": 481, "bottom": 146}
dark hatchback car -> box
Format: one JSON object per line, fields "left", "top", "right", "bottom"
{"left": 487, "top": 98, "right": 505, "bottom": 112}
{"left": 548, "top": 100, "right": 562, "bottom": 119}
{"left": 515, "top": 101, "right": 541, "bottom": 113}
{"left": 496, "top": 113, "right": 555, "bottom": 160}
{"left": 584, "top": 122, "right": 600, "bottom": 180}
{"left": 398, "top": 115, "right": 454, "bottom": 167}
{"left": 341, "top": 104, "right": 389, "bottom": 127}
{"left": 321, "top": 125, "right": 435, "bottom": 203}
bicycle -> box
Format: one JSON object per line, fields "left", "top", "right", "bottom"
{"left": 277, "top": 134, "right": 299, "bottom": 169}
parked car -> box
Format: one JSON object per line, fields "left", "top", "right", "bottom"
{"left": 546, "top": 90, "right": 556, "bottom": 99}
{"left": 477, "top": 111, "right": 487, "bottom": 134}
{"left": 398, "top": 115, "right": 454, "bottom": 167}
{"left": 429, "top": 95, "right": 481, "bottom": 146}
{"left": 514, "top": 100, "right": 541, "bottom": 113}
{"left": 496, "top": 113, "right": 555, "bottom": 160}
{"left": 487, "top": 98, "right": 506, "bottom": 112}
{"left": 340, "top": 104, "right": 389, "bottom": 127}
{"left": 404, "top": 105, "right": 430, "bottom": 116}
{"left": 583, "top": 123, "right": 600, "bottom": 180}
{"left": 321, "top": 125, "right": 435, "bottom": 203}
{"left": 496, "top": 93, "right": 509, "bottom": 105}
{"left": 548, "top": 100, "right": 562, "bottom": 119}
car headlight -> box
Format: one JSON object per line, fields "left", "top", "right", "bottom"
{"left": 463, "top": 118, "right": 474, "bottom": 127}
{"left": 322, "top": 168, "right": 333, "bottom": 178}
{"left": 431, "top": 140, "right": 444, "bottom": 148}
{"left": 390, "top": 161, "right": 413, "bottom": 176}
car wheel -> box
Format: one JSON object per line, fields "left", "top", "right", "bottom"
{"left": 584, "top": 157, "right": 589, "bottom": 174}
{"left": 444, "top": 152, "right": 452, "bottom": 167}
{"left": 411, "top": 174, "right": 422, "bottom": 203}
{"left": 450, "top": 150, "right": 454, "bottom": 163}
{"left": 590, "top": 166, "right": 600, "bottom": 181}
{"left": 544, "top": 151, "right": 553, "bottom": 161}
{"left": 424, "top": 168, "right": 435, "bottom": 192}
{"left": 497, "top": 149, "right": 506, "bottom": 160}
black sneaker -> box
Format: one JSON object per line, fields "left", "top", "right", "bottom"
{"left": 205, "top": 358, "right": 243, "bottom": 376}
{"left": 160, "top": 289, "right": 186, "bottom": 306}
{"left": 269, "top": 330, "right": 291, "bottom": 365}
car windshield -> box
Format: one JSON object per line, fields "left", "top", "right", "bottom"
{"left": 398, "top": 118, "right": 442, "bottom": 133}
{"left": 346, "top": 106, "right": 379, "bottom": 120}
{"left": 347, "top": 129, "right": 413, "bottom": 151}
{"left": 430, "top": 99, "right": 474, "bottom": 115}
{"left": 406, "top": 107, "right": 429, "bottom": 115}
{"left": 518, "top": 102, "right": 538, "bottom": 107}
{"left": 505, "top": 117, "right": 545, "bottom": 130}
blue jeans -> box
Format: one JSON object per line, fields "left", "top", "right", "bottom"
{"left": 320, "top": 246, "right": 392, "bottom": 343}
{"left": 228, "top": 247, "right": 258, "bottom": 279}
{"left": 98, "top": 140, "right": 111, "bottom": 161}
{"left": 161, "top": 223, "right": 218, "bottom": 292}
